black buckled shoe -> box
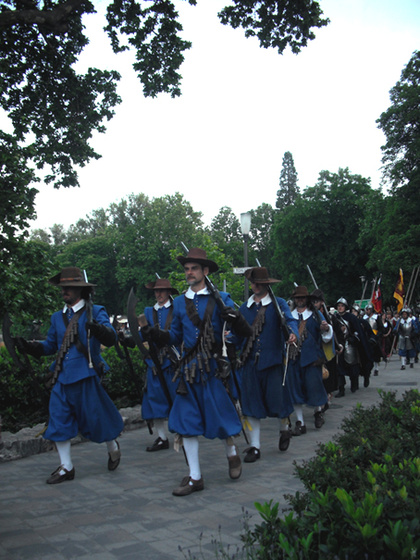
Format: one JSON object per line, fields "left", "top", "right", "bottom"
{"left": 228, "top": 452, "right": 242, "bottom": 479}
{"left": 291, "top": 421, "right": 307, "bottom": 436}
{"left": 108, "top": 440, "right": 121, "bottom": 471}
{"left": 314, "top": 411, "right": 325, "bottom": 429}
{"left": 279, "top": 429, "right": 291, "bottom": 452}
{"left": 243, "top": 447, "right": 260, "bottom": 463}
{"left": 46, "top": 465, "right": 75, "bottom": 484}
{"left": 146, "top": 437, "right": 169, "bottom": 452}
{"left": 172, "top": 476, "right": 204, "bottom": 496}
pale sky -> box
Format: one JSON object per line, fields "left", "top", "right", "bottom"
{"left": 29, "top": 0, "right": 420, "bottom": 232}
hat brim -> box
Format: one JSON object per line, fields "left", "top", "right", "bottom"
{"left": 49, "top": 272, "right": 96, "bottom": 287}
{"left": 177, "top": 255, "right": 219, "bottom": 273}
{"left": 144, "top": 281, "right": 179, "bottom": 295}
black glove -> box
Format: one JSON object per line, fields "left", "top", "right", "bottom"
{"left": 220, "top": 306, "right": 240, "bottom": 323}
{"left": 220, "top": 307, "right": 252, "bottom": 338}
{"left": 86, "top": 321, "right": 116, "bottom": 347}
{"left": 142, "top": 325, "right": 170, "bottom": 348}
{"left": 140, "top": 324, "right": 153, "bottom": 342}
{"left": 118, "top": 331, "right": 136, "bottom": 348}
{"left": 14, "top": 337, "right": 44, "bottom": 358}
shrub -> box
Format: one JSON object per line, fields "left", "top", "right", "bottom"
{"left": 0, "top": 344, "right": 145, "bottom": 432}
{"left": 210, "top": 390, "right": 420, "bottom": 560}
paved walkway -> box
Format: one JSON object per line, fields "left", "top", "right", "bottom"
{"left": 0, "top": 356, "right": 418, "bottom": 560}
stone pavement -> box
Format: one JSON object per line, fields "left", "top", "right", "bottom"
{"left": 0, "top": 356, "right": 418, "bottom": 560}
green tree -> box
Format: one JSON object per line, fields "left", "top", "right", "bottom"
{"left": 249, "top": 202, "right": 276, "bottom": 268}
{"left": 271, "top": 168, "right": 380, "bottom": 304}
{"left": 1, "top": 0, "right": 329, "bottom": 259}
{"left": 375, "top": 51, "right": 420, "bottom": 305}
{"left": 168, "top": 233, "right": 245, "bottom": 306}
{"left": 376, "top": 50, "right": 420, "bottom": 193}
{"left": 276, "top": 151, "right": 299, "bottom": 209}
{"left": 105, "top": 192, "right": 204, "bottom": 310}
{"left": 0, "top": 239, "right": 58, "bottom": 325}
{"left": 0, "top": 132, "right": 38, "bottom": 267}
{"left": 208, "top": 207, "right": 243, "bottom": 266}
{"left": 57, "top": 233, "right": 122, "bottom": 315}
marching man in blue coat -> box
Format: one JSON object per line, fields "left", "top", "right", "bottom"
{"left": 140, "top": 278, "right": 179, "bottom": 452}
{"left": 144, "top": 248, "right": 252, "bottom": 496}
{"left": 287, "top": 286, "right": 333, "bottom": 435}
{"left": 18, "top": 267, "right": 124, "bottom": 484}
{"left": 231, "top": 267, "right": 298, "bottom": 462}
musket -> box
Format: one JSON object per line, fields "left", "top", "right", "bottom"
{"left": 83, "top": 270, "right": 94, "bottom": 369}
{"left": 2, "top": 312, "right": 28, "bottom": 373}
{"left": 255, "top": 259, "right": 297, "bottom": 386}
{"left": 2, "top": 312, "right": 49, "bottom": 434}
{"left": 127, "top": 288, "right": 172, "bottom": 408}
{"left": 306, "top": 264, "right": 332, "bottom": 325}
{"left": 306, "top": 264, "right": 338, "bottom": 364}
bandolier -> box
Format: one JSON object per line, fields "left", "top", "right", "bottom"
{"left": 49, "top": 307, "right": 86, "bottom": 388}
{"left": 173, "top": 296, "right": 216, "bottom": 388}
{"left": 151, "top": 306, "right": 174, "bottom": 374}
{"left": 237, "top": 305, "right": 267, "bottom": 367}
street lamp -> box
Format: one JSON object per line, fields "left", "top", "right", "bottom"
{"left": 240, "top": 212, "right": 251, "bottom": 302}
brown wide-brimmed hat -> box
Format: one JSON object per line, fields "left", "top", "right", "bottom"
{"left": 245, "top": 267, "right": 280, "bottom": 284}
{"left": 292, "top": 285, "right": 310, "bottom": 298}
{"left": 176, "top": 247, "right": 219, "bottom": 273}
{"left": 144, "top": 278, "right": 179, "bottom": 295}
{"left": 49, "top": 267, "right": 96, "bottom": 288}
{"left": 311, "top": 288, "right": 325, "bottom": 302}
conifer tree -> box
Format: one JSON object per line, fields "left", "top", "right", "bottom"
{"left": 276, "top": 151, "right": 299, "bottom": 209}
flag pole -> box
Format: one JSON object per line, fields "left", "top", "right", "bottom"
{"left": 370, "top": 276, "right": 377, "bottom": 301}
{"left": 406, "top": 266, "right": 419, "bottom": 308}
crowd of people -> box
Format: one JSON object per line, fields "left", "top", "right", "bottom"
{"left": 15, "top": 251, "right": 419, "bottom": 496}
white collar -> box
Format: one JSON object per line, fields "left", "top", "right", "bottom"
{"left": 154, "top": 300, "right": 171, "bottom": 311}
{"left": 63, "top": 298, "right": 86, "bottom": 313}
{"left": 185, "top": 286, "right": 210, "bottom": 299}
{"left": 292, "top": 308, "right": 312, "bottom": 320}
{"left": 247, "top": 293, "right": 272, "bottom": 308}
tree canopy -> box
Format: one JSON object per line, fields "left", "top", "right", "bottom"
{"left": 0, "top": 0, "right": 329, "bottom": 268}
{"left": 377, "top": 50, "right": 420, "bottom": 193}
{"left": 374, "top": 50, "right": 420, "bottom": 285}
{"left": 271, "top": 168, "right": 382, "bottom": 304}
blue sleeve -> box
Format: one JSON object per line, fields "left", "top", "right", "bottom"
{"left": 278, "top": 297, "right": 299, "bottom": 338}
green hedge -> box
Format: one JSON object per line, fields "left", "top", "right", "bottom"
{"left": 204, "top": 390, "right": 420, "bottom": 560}
{"left": 0, "top": 345, "right": 146, "bottom": 432}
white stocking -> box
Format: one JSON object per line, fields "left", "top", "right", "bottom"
{"left": 246, "top": 416, "right": 261, "bottom": 449}
{"left": 55, "top": 440, "right": 72, "bottom": 471}
{"left": 154, "top": 418, "right": 168, "bottom": 441}
{"left": 182, "top": 436, "right": 201, "bottom": 480}
{"left": 106, "top": 440, "right": 118, "bottom": 453}
{"left": 294, "top": 404, "right": 305, "bottom": 425}
{"left": 224, "top": 438, "right": 237, "bottom": 457}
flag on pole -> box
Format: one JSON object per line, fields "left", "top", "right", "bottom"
{"left": 371, "top": 277, "right": 382, "bottom": 313}
{"left": 393, "top": 268, "right": 405, "bottom": 313}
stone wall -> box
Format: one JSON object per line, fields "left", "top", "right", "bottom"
{"left": 0, "top": 405, "right": 144, "bottom": 463}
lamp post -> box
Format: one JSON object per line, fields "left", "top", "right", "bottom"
{"left": 240, "top": 212, "right": 251, "bottom": 302}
